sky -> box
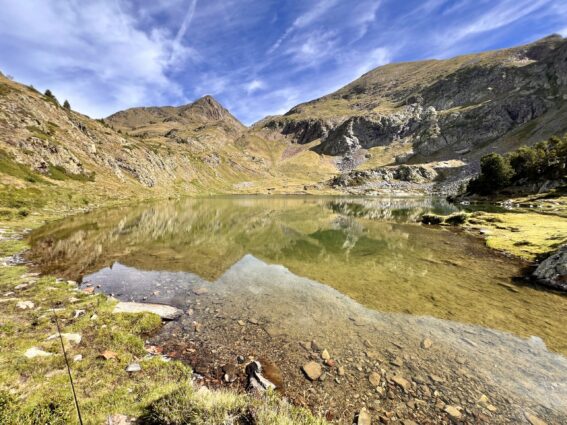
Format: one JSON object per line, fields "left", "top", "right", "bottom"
{"left": 0, "top": 0, "right": 566, "bottom": 125}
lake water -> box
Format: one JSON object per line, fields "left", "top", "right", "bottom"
{"left": 27, "top": 197, "right": 567, "bottom": 423}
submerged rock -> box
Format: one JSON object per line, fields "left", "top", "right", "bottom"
{"left": 246, "top": 361, "right": 277, "bottom": 392}
{"left": 113, "top": 302, "right": 182, "bottom": 320}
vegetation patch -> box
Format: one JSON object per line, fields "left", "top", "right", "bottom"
{"left": 48, "top": 165, "right": 95, "bottom": 182}
{"left": 0, "top": 150, "right": 45, "bottom": 183}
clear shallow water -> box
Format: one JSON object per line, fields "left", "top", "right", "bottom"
{"left": 28, "top": 196, "right": 567, "bottom": 354}
{"left": 27, "top": 196, "right": 567, "bottom": 422}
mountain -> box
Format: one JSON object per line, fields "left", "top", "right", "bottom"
{"left": 259, "top": 35, "right": 567, "bottom": 182}
{"left": 1, "top": 35, "right": 566, "bottom": 207}
{"left": 106, "top": 95, "right": 246, "bottom": 138}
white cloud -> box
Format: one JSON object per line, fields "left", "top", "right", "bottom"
{"left": 245, "top": 79, "right": 265, "bottom": 93}
{"left": 559, "top": 27, "right": 567, "bottom": 37}
{"left": 0, "top": 0, "right": 196, "bottom": 117}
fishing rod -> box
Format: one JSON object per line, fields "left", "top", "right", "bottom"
{"left": 52, "top": 310, "right": 84, "bottom": 425}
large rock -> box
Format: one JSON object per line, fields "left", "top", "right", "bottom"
{"left": 113, "top": 302, "right": 182, "bottom": 320}
{"left": 533, "top": 245, "right": 567, "bottom": 291}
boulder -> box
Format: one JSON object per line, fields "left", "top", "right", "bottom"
{"left": 24, "top": 347, "right": 53, "bottom": 358}
{"left": 533, "top": 245, "right": 567, "bottom": 291}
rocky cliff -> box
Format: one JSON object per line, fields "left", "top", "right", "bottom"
{"left": 260, "top": 35, "right": 567, "bottom": 176}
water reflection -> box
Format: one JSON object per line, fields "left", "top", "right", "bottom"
{"left": 27, "top": 197, "right": 567, "bottom": 355}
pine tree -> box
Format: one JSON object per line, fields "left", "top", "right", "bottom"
{"left": 63, "top": 100, "right": 71, "bottom": 110}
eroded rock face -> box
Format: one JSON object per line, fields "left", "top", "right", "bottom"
{"left": 262, "top": 35, "right": 567, "bottom": 164}
{"left": 533, "top": 245, "right": 567, "bottom": 291}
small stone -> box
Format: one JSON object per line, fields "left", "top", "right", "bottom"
{"left": 47, "top": 333, "right": 82, "bottom": 345}
{"left": 248, "top": 318, "right": 259, "bottom": 325}
{"left": 325, "top": 359, "right": 336, "bottom": 367}
{"left": 192, "top": 321, "right": 202, "bottom": 332}
{"left": 392, "top": 376, "right": 411, "bottom": 392}
{"left": 193, "top": 288, "right": 209, "bottom": 295}
{"left": 391, "top": 356, "right": 403, "bottom": 367}
{"left": 445, "top": 405, "right": 462, "bottom": 420}
{"left": 421, "top": 338, "right": 433, "bottom": 349}
{"left": 90, "top": 314, "right": 98, "bottom": 320}
{"left": 113, "top": 302, "right": 182, "bottom": 320}
{"left": 73, "top": 354, "right": 83, "bottom": 362}
{"left": 311, "top": 340, "right": 320, "bottom": 352}
{"left": 100, "top": 350, "right": 117, "bottom": 360}
{"left": 237, "top": 355, "right": 245, "bottom": 364}
{"left": 107, "top": 413, "right": 134, "bottom": 425}
{"left": 524, "top": 412, "right": 547, "bottom": 425}
{"left": 17, "top": 301, "right": 34, "bottom": 310}
{"left": 356, "top": 408, "right": 372, "bottom": 425}
{"left": 74, "top": 309, "right": 86, "bottom": 319}
{"left": 126, "top": 363, "right": 141, "bottom": 373}
{"left": 83, "top": 287, "right": 95, "bottom": 294}
{"left": 369, "top": 371, "right": 381, "bottom": 386}
{"left": 338, "top": 366, "right": 345, "bottom": 376}
{"left": 15, "top": 283, "right": 28, "bottom": 290}
{"left": 237, "top": 320, "right": 245, "bottom": 326}
{"left": 321, "top": 349, "right": 330, "bottom": 360}
{"left": 24, "top": 347, "right": 53, "bottom": 358}
{"left": 302, "top": 361, "right": 323, "bottom": 381}
{"left": 402, "top": 421, "right": 418, "bottom": 425}
{"left": 429, "top": 374, "right": 444, "bottom": 383}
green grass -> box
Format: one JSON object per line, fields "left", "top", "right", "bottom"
{"left": 0, "top": 150, "right": 46, "bottom": 184}
{"left": 48, "top": 165, "right": 96, "bottom": 182}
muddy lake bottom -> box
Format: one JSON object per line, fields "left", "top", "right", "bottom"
{"left": 27, "top": 197, "right": 567, "bottom": 424}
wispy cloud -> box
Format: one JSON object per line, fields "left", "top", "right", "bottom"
{"left": 268, "top": 0, "right": 339, "bottom": 53}
{"left": 0, "top": 0, "right": 566, "bottom": 124}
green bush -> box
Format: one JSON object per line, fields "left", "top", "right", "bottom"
{"left": 445, "top": 212, "right": 468, "bottom": 225}
{"left": 421, "top": 213, "right": 443, "bottom": 225}
{"left": 467, "top": 134, "right": 567, "bottom": 195}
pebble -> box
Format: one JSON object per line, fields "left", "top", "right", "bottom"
{"left": 302, "top": 361, "right": 323, "bottom": 381}
{"left": 15, "top": 283, "right": 28, "bottom": 290}
{"left": 193, "top": 288, "right": 209, "bottom": 295}
{"left": 524, "top": 412, "right": 547, "bottom": 425}
{"left": 421, "top": 338, "right": 433, "bottom": 349}
{"left": 73, "top": 354, "right": 83, "bottom": 362}
{"left": 47, "top": 333, "right": 82, "bottom": 345}
{"left": 24, "top": 347, "right": 53, "bottom": 358}
{"left": 16, "top": 300, "right": 34, "bottom": 310}
{"left": 338, "top": 366, "right": 345, "bottom": 376}
{"left": 321, "top": 349, "right": 330, "bottom": 360}
{"left": 356, "top": 407, "right": 372, "bottom": 425}
{"left": 126, "top": 363, "right": 141, "bottom": 373}
{"left": 445, "top": 405, "right": 462, "bottom": 420}
{"left": 369, "top": 372, "right": 381, "bottom": 387}
{"left": 237, "top": 320, "right": 245, "bottom": 326}
{"left": 391, "top": 376, "right": 411, "bottom": 392}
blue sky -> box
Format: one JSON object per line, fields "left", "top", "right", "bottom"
{"left": 0, "top": 0, "right": 566, "bottom": 125}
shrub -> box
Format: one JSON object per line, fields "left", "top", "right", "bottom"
{"left": 63, "top": 100, "right": 71, "bottom": 110}
{"left": 445, "top": 212, "right": 468, "bottom": 225}
{"left": 421, "top": 213, "right": 443, "bottom": 225}
{"left": 43, "top": 89, "right": 59, "bottom": 106}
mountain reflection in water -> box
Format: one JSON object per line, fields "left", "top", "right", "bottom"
{"left": 28, "top": 197, "right": 567, "bottom": 356}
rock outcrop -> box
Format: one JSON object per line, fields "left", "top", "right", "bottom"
{"left": 533, "top": 245, "right": 567, "bottom": 291}
{"left": 261, "top": 35, "right": 567, "bottom": 171}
